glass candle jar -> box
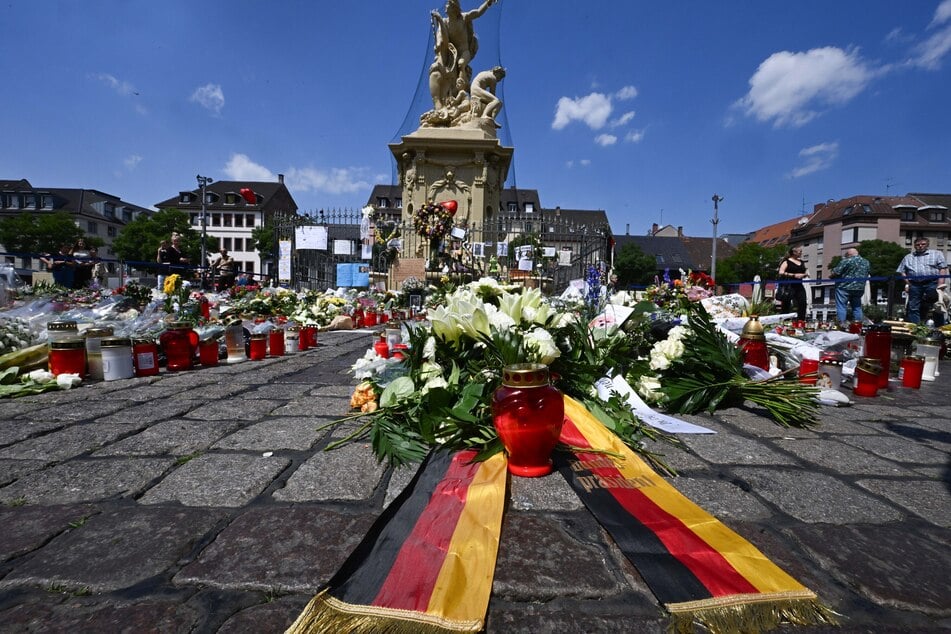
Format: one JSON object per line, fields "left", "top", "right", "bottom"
{"left": 249, "top": 333, "right": 267, "bottom": 360}
{"left": 285, "top": 326, "right": 300, "bottom": 353}
{"left": 160, "top": 321, "right": 197, "bottom": 371}
{"left": 863, "top": 324, "right": 892, "bottom": 388}
{"left": 132, "top": 338, "right": 159, "bottom": 377}
{"left": 491, "top": 363, "right": 565, "bottom": 477}
{"left": 48, "top": 337, "right": 86, "bottom": 377}
{"left": 100, "top": 336, "right": 134, "bottom": 381}
{"left": 363, "top": 311, "right": 378, "bottom": 328}
{"left": 268, "top": 327, "right": 285, "bottom": 357}
{"left": 898, "top": 355, "right": 925, "bottom": 389}
{"left": 199, "top": 339, "right": 220, "bottom": 366}
{"left": 915, "top": 339, "right": 941, "bottom": 382}
{"left": 373, "top": 333, "right": 390, "bottom": 358}
{"left": 224, "top": 317, "right": 246, "bottom": 363}
{"left": 84, "top": 326, "right": 114, "bottom": 381}
{"left": 853, "top": 357, "right": 882, "bottom": 397}
{"left": 738, "top": 315, "right": 769, "bottom": 370}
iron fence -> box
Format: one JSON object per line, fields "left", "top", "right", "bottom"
{"left": 273, "top": 208, "right": 612, "bottom": 294}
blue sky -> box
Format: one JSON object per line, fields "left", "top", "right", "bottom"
{"left": 3, "top": 1, "right": 950, "bottom": 237}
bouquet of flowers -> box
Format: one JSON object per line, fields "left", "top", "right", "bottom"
{"left": 113, "top": 281, "right": 154, "bottom": 307}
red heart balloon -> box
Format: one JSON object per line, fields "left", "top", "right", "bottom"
{"left": 240, "top": 188, "right": 256, "bottom": 204}
{"left": 440, "top": 200, "right": 458, "bottom": 215}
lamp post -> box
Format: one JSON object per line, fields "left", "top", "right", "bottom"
{"left": 197, "top": 174, "right": 213, "bottom": 290}
{"left": 711, "top": 194, "right": 723, "bottom": 283}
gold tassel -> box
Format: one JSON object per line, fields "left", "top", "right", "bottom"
{"left": 286, "top": 591, "right": 483, "bottom": 634}
{"left": 666, "top": 598, "right": 839, "bottom": 634}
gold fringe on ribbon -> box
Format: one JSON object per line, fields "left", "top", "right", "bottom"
{"left": 285, "top": 590, "right": 484, "bottom": 634}
{"left": 666, "top": 596, "right": 839, "bottom": 634}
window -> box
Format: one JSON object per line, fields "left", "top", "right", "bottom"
{"left": 234, "top": 213, "right": 244, "bottom": 227}
{"left": 245, "top": 261, "right": 254, "bottom": 273}
{"left": 22, "top": 256, "right": 32, "bottom": 269}
{"left": 205, "top": 192, "right": 218, "bottom": 204}
{"left": 246, "top": 214, "right": 255, "bottom": 227}
{"left": 395, "top": 198, "right": 403, "bottom": 208}
{"left": 861, "top": 204, "right": 871, "bottom": 214}
{"left": 190, "top": 213, "right": 200, "bottom": 226}
{"left": 223, "top": 237, "right": 232, "bottom": 250}
{"left": 24, "top": 195, "right": 37, "bottom": 209}
{"left": 180, "top": 193, "right": 194, "bottom": 204}
{"left": 87, "top": 221, "right": 98, "bottom": 234}
{"left": 107, "top": 226, "right": 117, "bottom": 237}
{"left": 905, "top": 232, "right": 913, "bottom": 245}
{"left": 524, "top": 203, "right": 535, "bottom": 213}
{"left": 841, "top": 205, "right": 853, "bottom": 216}
{"left": 234, "top": 238, "right": 243, "bottom": 251}
{"left": 104, "top": 202, "right": 116, "bottom": 218}
{"left": 901, "top": 210, "right": 916, "bottom": 221}
{"left": 122, "top": 208, "right": 133, "bottom": 222}
{"left": 507, "top": 201, "right": 518, "bottom": 212}
{"left": 225, "top": 193, "right": 237, "bottom": 205}
{"left": 211, "top": 213, "right": 221, "bottom": 227}
{"left": 7, "top": 194, "right": 20, "bottom": 209}
{"left": 223, "top": 213, "right": 232, "bottom": 227}
{"left": 377, "top": 197, "right": 390, "bottom": 207}
{"left": 41, "top": 195, "right": 54, "bottom": 209}
{"left": 930, "top": 210, "right": 946, "bottom": 222}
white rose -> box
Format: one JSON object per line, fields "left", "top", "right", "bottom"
{"left": 26, "top": 369, "right": 55, "bottom": 382}
{"left": 56, "top": 373, "right": 82, "bottom": 389}
{"left": 524, "top": 327, "right": 561, "bottom": 365}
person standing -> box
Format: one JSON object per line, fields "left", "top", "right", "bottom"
{"left": 897, "top": 237, "right": 948, "bottom": 324}
{"left": 830, "top": 247, "right": 870, "bottom": 325}
{"left": 213, "top": 248, "right": 236, "bottom": 289}
{"left": 778, "top": 246, "right": 808, "bottom": 320}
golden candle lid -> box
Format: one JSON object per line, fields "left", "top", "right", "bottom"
{"left": 741, "top": 315, "right": 766, "bottom": 341}
{"left": 501, "top": 363, "right": 550, "bottom": 388}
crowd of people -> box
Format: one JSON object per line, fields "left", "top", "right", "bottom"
{"left": 777, "top": 237, "right": 948, "bottom": 326}
{"left": 39, "top": 238, "right": 107, "bottom": 290}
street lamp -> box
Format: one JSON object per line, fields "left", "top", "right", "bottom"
{"left": 711, "top": 194, "right": 723, "bottom": 284}
{"left": 197, "top": 174, "right": 213, "bottom": 289}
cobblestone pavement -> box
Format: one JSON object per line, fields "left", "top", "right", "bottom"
{"left": 0, "top": 330, "right": 948, "bottom": 633}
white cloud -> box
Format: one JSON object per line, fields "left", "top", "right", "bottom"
{"left": 285, "top": 166, "right": 372, "bottom": 195}
{"left": 625, "top": 129, "right": 645, "bottom": 143}
{"left": 94, "top": 73, "right": 137, "bottom": 97}
{"left": 566, "top": 159, "right": 592, "bottom": 168}
{"left": 787, "top": 141, "right": 839, "bottom": 179}
{"left": 190, "top": 83, "right": 225, "bottom": 115}
{"left": 124, "top": 154, "right": 143, "bottom": 170}
{"left": 616, "top": 85, "right": 638, "bottom": 100}
{"left": 930, "top": 0, "right": 951, "bottom": 27}
{"left": 912, "top": 23, "right": 951, "bottom": 70}
{"left": 552, "top": 93, "right": 613, "bottom": 130}
{"left": 223, "top": 154, "right": 275, "bottom": 181}
{"left": 594, "top": 134, "right": 617, "bottom": 146}
{"left": 737, "top": 47, "right": 872, "bottom": 127}
{"left": 611, "top": 111, "right": 636, "bottom": 127}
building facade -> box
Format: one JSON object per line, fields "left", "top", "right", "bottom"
{"left": 155, "top": 176, "right": 298, "bottom": 280}
{"left": 0, "top": 178, "right": 153, "bottom": 279}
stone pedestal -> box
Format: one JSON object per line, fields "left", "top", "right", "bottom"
{"left": 389, "top": 127, "right": 514, "bottom": 228}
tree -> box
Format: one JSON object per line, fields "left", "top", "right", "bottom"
{"left": 0, "top": 211, "right": 89, "bottom": 256}
{"left": 714, "top": 242, "right": 787, "bottom": 285}
{"left": 112, "top": 208, "right": 213, "bottom": 270}
{"left": 613, "top": 242, "right": 657, "bottom": 288}
{"left": 250, "top": 223, "right": 277, "bottom": 260}
{"left": 857, "top": 239, "right": 909, "bottom": 303}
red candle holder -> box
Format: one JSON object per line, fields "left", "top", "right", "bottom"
{"left": 249, "top": 334, "right": 267, "bottom": 360}
{"left": 160, "top": 321, "right": 197, "bottom": 371}
{"left": 373, "top": 333, "right": 390, "bottom": 358}
{"left": 48, "top": 338, "right": 87, "bottom": 377}
{"left": 492, "top": 363, "right": 564, "bottom": 477}
{"left": 899, "top": 355, "right": 925, "bottom": 389}
{"left": 199, "top": 340, "right": 220, "bottom": 366}
{"left": 864, "top": 324, "right": 892, "bottom": 388}
{"left": 853, "top": 357, "right": 882, "bottom": 397}
{"left": 269, "top": 328, "right": 285, "bottom": 356}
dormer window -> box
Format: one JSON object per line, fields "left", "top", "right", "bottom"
{"left": 395, "top": 198, "right": 403, "bottom": 208}
{"left": 901, "top": 210, "right": 916, "bottom": 221}
{"left": 205, "top": 192, "right": 219, "bottom": 204}
{"left": 180, "top": 192, "right": 194, "bottom": 204}
{"left": 507, "top": 201, "right": 518, "bottom": 212}
{"left": 225, "top": 193, "right": 238, "bottom": 205}
{"left": 104, "top": 202, "right": 116, "bottom": 218}
{"left": 525, "top": 203, "right": 535, "bottom": 213}
{"left": 930, "top": 210, "right": 946, "bottom": 222}
{"left": 841, "top": 205, "right": 853, "bottom": 216}
{"left": 377, "top": 197, "right": 390, "bottom": 208}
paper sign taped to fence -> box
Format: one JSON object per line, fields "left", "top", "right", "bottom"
{"left": 278, "top": 240, "right": 292, "bottom": 282}
{"left": 361, "top": 244, "right": 372, "bottom": 260}
{"left": 472, "top": 242, "right": 485, "bottom": 257}
{"left": 497, "top": 241, "right": 508, "bottom": 257}
{"left": 336, "top": 263, "right": 369, "bottom": 287}
{"left": 295, "top": 225, "right": 328, "bottom": 250}
{"left": 543, "top": 246, "right": 556, "bottom": 258}
{"left": 333, "top": 240, "right": 353, "bottom": 256}
{"left": 558, "top": 249, "right": 572, "bottom": 266}
{"left": 518, "top": 258, "right": 533, "bottom": 271}
{"left": 450, "top": 227, "right": 467, "bottom": 239}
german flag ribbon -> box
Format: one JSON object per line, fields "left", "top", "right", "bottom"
{"left": 288, "top": 396, "right": 834, "bottom": 633}
{"left": 557, "top": 396, "right": 836, "bottom": 633}
{"left": 286, "top": 448, "right": 507, "bottom": 634}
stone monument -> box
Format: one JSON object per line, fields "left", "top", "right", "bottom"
{"left": 390, "top": 0, "right": 513, "bottom": 229}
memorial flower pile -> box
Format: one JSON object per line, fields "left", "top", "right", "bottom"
{"left": 413, "top": 200, "right": 455, "bottom": 240}
{"left": 338, "top": 277, "right": 822, "bottom": 468}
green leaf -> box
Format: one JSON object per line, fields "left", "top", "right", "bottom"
{"left": 379, "top": 376, "right": 416, "bottom": 408}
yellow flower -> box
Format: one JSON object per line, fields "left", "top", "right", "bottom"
{"left": 163, "top": 274, "right": 181, "bottom": 295}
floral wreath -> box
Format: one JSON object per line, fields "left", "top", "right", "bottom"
{"left": 413, "top": 200, "right": 457, "bottom": 240}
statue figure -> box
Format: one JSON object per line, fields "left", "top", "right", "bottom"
{"left": 470, "top": 66, "right": 505, "bottom": 121}
{"left": 426, "top": 0, "right": 498, "bottom": 122}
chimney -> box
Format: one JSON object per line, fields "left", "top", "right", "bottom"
{"left": 625, "top": 223, "right": 630, "bottom": 235}
{"left": 677, "top": 225, "right": 683, "bottom": 238}
{"left": 278, "top": 174, "right": 284, "bottom": 184}
{"left": 651, "top": 222, "right": 658, "bottom": 235}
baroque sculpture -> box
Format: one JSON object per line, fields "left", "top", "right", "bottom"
{"left": 422, "top": 0, "right": 505, "bottom": 131}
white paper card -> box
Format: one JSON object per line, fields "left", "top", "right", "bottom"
{"left": 333, "top": 239, "right": 353, "bottom": 256}
{"left": 595, "top": 375, "right": 716, "bottom": 434}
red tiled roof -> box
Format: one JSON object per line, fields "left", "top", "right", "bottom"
{"left": 748, "top": 216, "right": 806, "bottom": 247}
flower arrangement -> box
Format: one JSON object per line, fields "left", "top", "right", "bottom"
{"left": 413, "top": 201, "right": 455, "bottom": 240}
{"left": 113, "top": 281, "right": 154, "bottom": 307}
{"left": 645, "top": 269, "right": 716, "bottom": 313}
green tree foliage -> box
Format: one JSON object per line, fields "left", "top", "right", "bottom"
{"left": 0, "top": 211, "right": 89, "bottom": 256}
{"left": 858, "top": 239, "right": 909, "bottom": 301}
{"left": 714, "top": 242, "right": 788, "bottom": 285}
{"left": 112, "top": 208, "right": 214, "bottom": 269}
{"left": 613, "top": 242, "right": 657, "bottom": 288}
{"left": 250, "top": 223, "right": 277, "bottom": 259}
